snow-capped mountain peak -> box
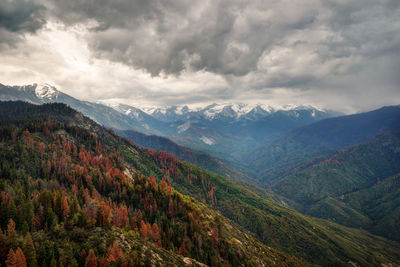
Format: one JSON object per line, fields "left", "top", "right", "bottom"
{"left": 34, "top": 83, "right": 60, "bottom": 99}
{"left": 126, "top": 102, "right": 326, "bottom": 122}
{"left": 100, "top": 102, "right": 147, "bottom": 121}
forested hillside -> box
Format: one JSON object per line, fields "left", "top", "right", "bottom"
{"left": 0, "top": 102, "right": 301, "bottom": 266}
{"left": 117, "top": 129, "right": 250, "bottom": 181}
{"left": 245, "top": 105, "right": 400, "bottom": 185}
{"left": 1, "top": 101, "right": 400, "bottom": 266}
{"left": 270, "top": 127, "right": 400, "bottom": 241}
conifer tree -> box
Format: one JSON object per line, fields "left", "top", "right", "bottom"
{"left": 6, "top": 247, "right": 27, "bottom": 267}
{"left": 22, "top": 233, "right": 37, "bottom": 267}
{"left": 15, "top": 248, "right": 27, "bottom": 267}
{"left": 178, "top": 241, "right": 186, "bottom": 256}
{"left": 5, "top": 249, "right": 16, "bottom": 267}
{"left": 7, "top": 219, "right": 18, "bottom": 250}
{"left": 85, "top": 249, "right": 98, "bottom": 267}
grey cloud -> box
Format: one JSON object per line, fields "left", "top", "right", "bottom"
{"left": 43, "top": 0, "right": 400, "bottom": 98}
{"left": 0, "top": 0, "right": 45, "bottom": 45}
{"left": 45, "top": 0, "right": 321, "bottom": 76}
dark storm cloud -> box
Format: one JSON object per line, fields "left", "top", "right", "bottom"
{"left": 41, "top": 0, "right": 400, "bottom": 94}
{"left": 1, "top": 0, "right": 399, "bottom": 111}
{"left": 0, "top": 0, "right": 45, "bottom": 45}
{"left": 45, "top": 0, "right": 321, "bottom": 76}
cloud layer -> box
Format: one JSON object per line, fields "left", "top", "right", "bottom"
{"left": 0, "top": 0, "right": 399, "bottom": 111}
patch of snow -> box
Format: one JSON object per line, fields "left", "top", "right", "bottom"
{"left": 175, "top": 106, "right": 184, "bottom": 115}
{"left": 140, "top": 107, "right": 156, "bottom": 114}
{"left": 153, "top": 108, "right": 167, "bottom": 115}
{"left": 200, "top": 136, "right": 215, "bottom": 145}
{"left": 130, "top": 109, "right": 141, "bottom": 119}
{"left": 201, "top": 103, "right": 276, "bottom": 119}
{"left": 102, "top": 103, "right": 144, "bottom": 120}
{"left": 257, "top": 104, "right": 274, "bottom": 113}
{"left": 202, "top": 103, "right": 227, "bottom": 119}
{"left": 231, "top": 103, "right": 255, "bottom": 117}
{"left": 177, "top": 122, "right": 190, "bottom": 133}
{"left": 35, "top": 83, "right": 60, "bottom": 99}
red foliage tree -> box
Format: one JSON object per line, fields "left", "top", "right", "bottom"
{"left": 161, "top": 177, "right": 167, "bottom": 190}
{"left": 150, "top": 223, "right": 160, "bottom": 243}
{"left": 85, "top": 249, "right": 98, "bottom": 267}
{"left": 140, "top": 220, "right": 148, "bottom": 239}
{"left": 106, "top": 242, "right": 126, "bottom": 266}
{"left": 61, "top": 196, "right": 70, "bottom": 218}
{"left": 114, "top": 204, "right": 129, "bottom": 228}
{"left": 178, "top": 241, "right": 186, "bottom": 256}
{"left": 149, "top": 176, "right": 157, "bottom": 189}
{"left": 135, "top": 209, "right": 142, "bottom": 227}
{"left": 6, "top": 247, "right": 26, "bottom": 267}
{"left": 211, "top": 227, "right": 219, "bottom": 246}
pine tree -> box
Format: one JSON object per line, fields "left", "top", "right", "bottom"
{"left": 6, "top": 247, "right": 27, "bottom": 267}
{"left": 178, "top": 241, "right": 186, "bottom": 256}
{"left": 135, "top": 209, "right": 142, "bottom": 227}
{"left": 15, "top": 248, "right": 27, "bottom": 267}
{"left": 7, "top": 219, "right": 18, "bottom": 250}
{"left": 106, "top": 242, "right": 126, "bottom": 266}
{"left": 50, "top": 257, "right": 57, "bottom": 267}
{"left": 140, "top": 220, "right": 148, "bottom": 239}
{"left": 168, "top": 198, "right": 174, "bottom": 218}
{"left": 85, "top": 249, "right": 98, "bottom": 267}
{"left": 150, "top": 223, "right": 160, "bottom": 243}
{"left": 23, "top": 233, "right": 37, "bottom": 267}
{"left": 5, "top": 248, "right": 16, "bottom": 266}
{"left": 0, "top": 230, "right": 8, "bottom": 260}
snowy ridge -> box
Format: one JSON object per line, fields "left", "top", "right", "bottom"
{"left": 136, "top": 103, "right": 325, "bottom": 121}
{"left": 34, "top": 83, "right": 60, "bottom": 99}
{"left": 100, "top": 102, "right": 145, "bottom": 121}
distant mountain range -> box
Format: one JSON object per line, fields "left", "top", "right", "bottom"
{"left": 0, "top": 82, "right": 339, "bottom": 171}
{"left": 108, "top": 102, "right": 340, "bottom": 155}
{"left": 245, "top": 105, "right": 400, "bottom": 185}
{"left": 129, "top": 102, "right": 327, "bottom": 122}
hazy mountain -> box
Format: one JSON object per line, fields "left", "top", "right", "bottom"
{"left": 117, "top": 129, "right": 251, "bottom": 181}
{"left": 0, "top": 83, "right": 165, "bottom": 133}
{"left": 136, "top": 103, "right": 340, "bottom": 158}
{"left": 270, "top": 127, "right": 400, "bottom": 241}
{"left": 142, "top": 102, "right": 335, "bottom": 123}
{"left": 245, "top": 105, "right": 400, "bottom": 185}
{"left": 0, "top": 83, "right": 340, "bottom": 167}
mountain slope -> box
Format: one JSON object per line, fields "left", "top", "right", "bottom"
{"left": 0, "top": 83, "right": 168, "bottom": 133}
{"left": 0, "top": 101, "right": 302, "bottom": 266}
{"left": 160, "top": 104, "right": 338, "bottom": 159}
{"left": 117, "top": 129, "right": 251, "bottom": 181}
{"left": 246, "top": 105, "right": 400, "bottom": 185}
{"left": 0, "top": 83, "right": 338, "bottom": 178}
{"left": 1, "top": 101, "right": 400, "bottom": 266}
{"left": 270, "top": 127, "right": 400, "bottom": 241}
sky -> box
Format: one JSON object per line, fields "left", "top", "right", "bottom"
{"left": 0, "top": 0, "right": 399, "bottom": 112}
